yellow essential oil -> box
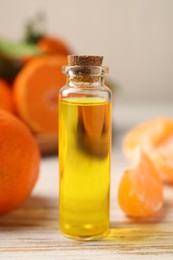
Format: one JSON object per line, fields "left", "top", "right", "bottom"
{"left": 59, "top": 97, "right": 111, "bottom": 239}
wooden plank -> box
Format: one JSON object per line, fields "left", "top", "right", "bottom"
{"left": 0, "top": 152, "right": 173, "bottom": 259}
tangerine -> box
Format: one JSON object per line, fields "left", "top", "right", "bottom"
{"left": 0, "top": 110, "right": 40, "bottom": 214}
{"left": 123, "top": 117, "right": 173, "bottom": 162}
{"left": 151, "top": 135, "right": 173, "bottom": 184}
{"left": 118, "top": 151, "right": 163, "bottom": 217}
{"left": 0, "top": 79, "right": 14, "bottom": 113}
{"left": 13, "top": 55, "right": 67, "bottom": 134}
{"left": 38, "top": 36, "right": 70, "bottom": 56}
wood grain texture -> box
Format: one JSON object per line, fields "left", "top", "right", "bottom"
{"left": 0, "top": 150, "right": 173, "bottom": 259}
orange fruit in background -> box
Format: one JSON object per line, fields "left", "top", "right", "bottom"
{"left": 0, "top": 79, "right": 14, "bottom": 113}
{"left": 123, "top": 117, "right": 173, "bottom": 184}
{"left": 118, "top": 151, "right": 163, "bottom": 217}
{"left": 151, "top": 135, "right": 173, "bottom": 184}
{"left": 13, "top": 55, "right": 67, "bottom": 134}
{"left": 123, "top": 117, "right": 173, "bottom": 162}
{"left": 0, "top": 110, "right": 40, "bottom": 214}
{"left": 38, "top": 36, "right": 70, "bottom": 56}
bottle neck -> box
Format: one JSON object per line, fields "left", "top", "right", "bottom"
{"left": 66, "top": 75, "right": 105, "bottom": 88}
{"left": 62, "top": 65, "right": 108, "bottom": 88}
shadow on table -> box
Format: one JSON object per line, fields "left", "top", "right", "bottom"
{"left": 103, "top": 199, "right": 172, "bottom": 242}
{"left": 0, "top": 195, "right": 58, "bottom": 230}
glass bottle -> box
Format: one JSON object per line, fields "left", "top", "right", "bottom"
{"left": 58, "top": 55, "right": 112, "bottom": 240}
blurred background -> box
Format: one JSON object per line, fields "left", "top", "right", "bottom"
{"left": 0, "top": 0, "right": 173, "bottom": 102}
{"left": 0, "top": 0, "right": 173, "bottom": 154}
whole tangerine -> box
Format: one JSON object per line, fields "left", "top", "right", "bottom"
{"left": 0, "top": 110, "right": 40, "bottom": 214}
{"left": 0, "top": 79, "right": 14, "bottom": 113}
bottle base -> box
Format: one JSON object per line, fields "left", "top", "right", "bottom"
{"left": 59, "top": 224, "right": 110, "bottom": 241}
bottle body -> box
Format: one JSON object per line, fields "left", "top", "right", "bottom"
{"left": 59, "top": 66, "right": 111, "bottom": 239}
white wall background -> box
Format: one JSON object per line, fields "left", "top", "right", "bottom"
{"left": 0, "top": 0, "right": 173, "bottom": 102}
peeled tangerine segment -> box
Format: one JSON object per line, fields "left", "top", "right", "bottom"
{"left": 123, "top": 117, "right": 173, "bottom": 162}
{"left": 118, "top": 151, "right": 163, "bottom": 217}
{"left": 151, "top": 135, "right": 173, "bottom": 184}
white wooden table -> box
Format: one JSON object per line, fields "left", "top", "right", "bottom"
{"left": 0, "top": 103, "right": 173, "bottom": 259}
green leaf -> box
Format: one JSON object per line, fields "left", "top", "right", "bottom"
{"left": 0, "top": 38, "right": 43, "bottom": 59}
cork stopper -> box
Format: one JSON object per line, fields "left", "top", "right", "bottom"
{"left": 67, "top": 55, "right": 103, "bottom": 66}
